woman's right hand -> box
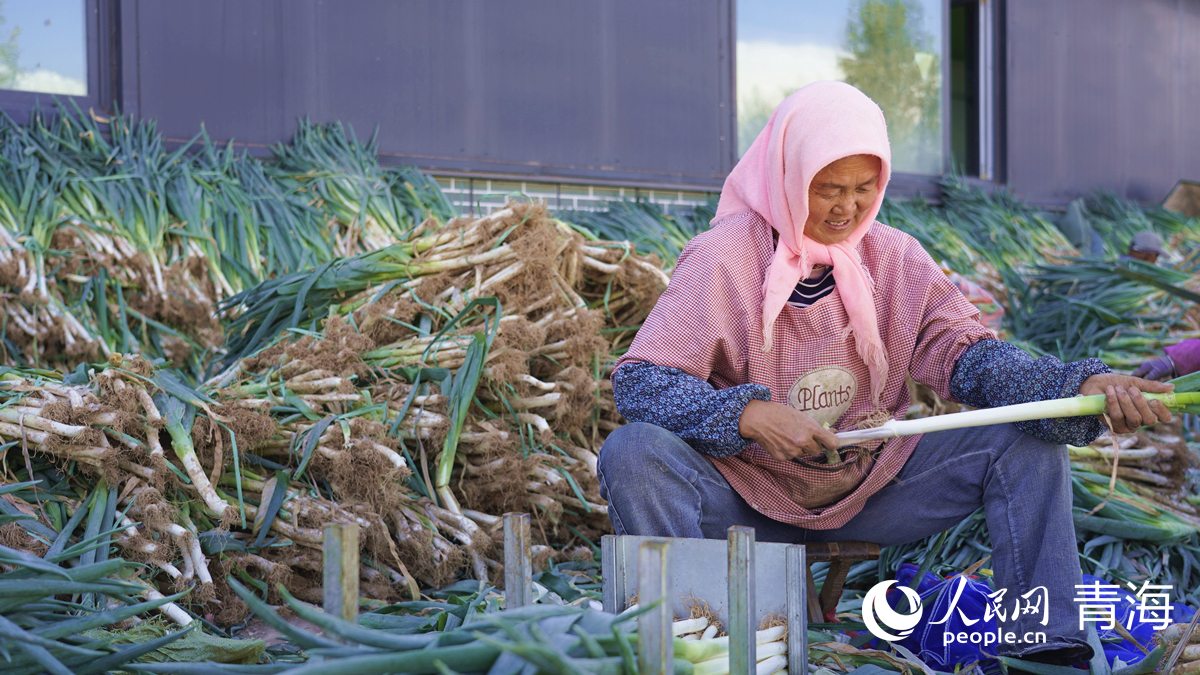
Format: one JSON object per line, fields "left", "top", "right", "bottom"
{"left": 738, "top": 399, "right": 840, "bottom": 461}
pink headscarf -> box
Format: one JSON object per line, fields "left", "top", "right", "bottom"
{"left": 716, "top": 81, "right": 892, "bottom": 404}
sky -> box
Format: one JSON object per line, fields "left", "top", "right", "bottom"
{"left": 738, "top": 0, "right": 943, "bottom": 49}
{"left": 0, "top": 0, "right": 87, "bottom": 96}
{"left": 739, "top": 0, "right": 857, "bottom": 48}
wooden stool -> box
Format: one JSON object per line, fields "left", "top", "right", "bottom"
{"left": 804, "top": 541, "right": 880, "bottom": 623}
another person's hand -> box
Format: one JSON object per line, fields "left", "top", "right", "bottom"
{"left": 1078, "top": 374, "right": 1173, "bottom": 434}
{"left": 1131, "top": 354, "right": 1176, "bottom": 381}
{"left": 738, "top": 399, "right": 839, "bottom": 461}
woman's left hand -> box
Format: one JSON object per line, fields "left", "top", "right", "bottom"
{"left": 1079, "top": 373, "right": 1173, "bottom": 433}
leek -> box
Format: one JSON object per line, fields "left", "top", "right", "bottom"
{"left": 836, "top": 392, "right": 1200, "bottom": 447}
{"left": 159, "top": 394, "right": 230, "bottom": 521}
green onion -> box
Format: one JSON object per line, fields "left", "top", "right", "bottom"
{"left": 837, "top": 392, "right": 1200, "bottom": 446}
{"left": 158, "top": 394, "right": 229, "bottom": 521}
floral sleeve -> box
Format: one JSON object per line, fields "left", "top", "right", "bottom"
{"left": 611, "top": 360, "right": 771, "bottom": 458}
{"left": 950, "top": 339, "right": 1111, "bottom": 446}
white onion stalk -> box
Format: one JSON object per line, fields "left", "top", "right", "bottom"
{"left": 461, "top": 509, "right": 502, "bottom": 529}
{"left": 703, "top": 625, "right": 787, "bottom": 649}
{"left": 836, "top": 392, "right": 1200, "bottom": 447}
{"left": 673, "top": 617, "right": 709, "bottom": 636}
{"left": 158, "top": 562, "right": 183, "bottom": 580}
{"left": 516, "top": 412, "right": 551, "bottom": 433}
{"left": 159, "top": 523, "right": 213, "bottom": 585}
{"left": 0, "top": 408, "right": 87, "bottom": 437}
{"left": 672, "top": 625, "right": 788, "bottom": 667}
{"left": 162, "top": 397, "right": 229, "bottom": 520}
{"left": 143, "top": 587, "right": 192, "bottom": 626}
{"left": 1070, "top": 445, "right": 1159, "bottom": 459}
{"left": 755, "top": 655, "right": 788, "bottom": 675}
{"left": 690, "top": 649, "right": 786, "bottom": 675}
{"left": 684, "top": 633, "right": 789, "bottom": 675}
{"left": 182, "top": 543, "right": 198, "bottom": 581}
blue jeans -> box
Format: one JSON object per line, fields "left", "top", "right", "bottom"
{"left": 597, "top": 422, "right": 1090, "bottom": 661}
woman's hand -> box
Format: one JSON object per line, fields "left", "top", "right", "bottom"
{"left": 738, "top": 399, "right": 839, "bottom": 461}
{"left": 1079, "top": 373, "right": 1173, "bottom": 433}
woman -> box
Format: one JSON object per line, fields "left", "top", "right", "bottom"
{"left": 598, "top": 82, "right": 1173, "bottom": 668}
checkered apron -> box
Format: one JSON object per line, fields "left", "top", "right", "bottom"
{"left": 617, "top": 210, "right": 995, "bottom": 529}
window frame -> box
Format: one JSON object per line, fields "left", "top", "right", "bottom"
{"left": 733, "top": 0, "right": 972, "bottom": 198}
{"left": 892, "top": 0, "right": 1008, "bottom": 193}
{"left": 0, "top": 0, "right": 117, "bottom": 125}
{"left": 854, "top": 0, "right": 959, "bottom": 197}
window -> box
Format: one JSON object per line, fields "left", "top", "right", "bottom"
{"left": 949, "top": 0, "right": 996, "bottom": 180}
{"left": 0, "top": 0, "right": 87, "bottom": 97}
{"left": 949, "top": 1, "right": 978, "bottom": 175}
{"left": 737, "top": 0, "right": 945, "bottom": 175}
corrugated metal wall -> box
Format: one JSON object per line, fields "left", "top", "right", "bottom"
{"left": 11, "top": 1, "right": 1197, "bottom": 202}
{"left": 125, "top": 0, "right": 735, "bottom": 188}
{"left": 1006, "top": 0, "right": 1200, "bottom": 204}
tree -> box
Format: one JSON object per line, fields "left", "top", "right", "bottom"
{"left": 738, "top": 86, "right": 777, "bottom": 157}
{"left": 0, "top": 1, "right": 21, "bottom": 90}
{"left": 838, "top": 0, "right": 941, "bottom": 174}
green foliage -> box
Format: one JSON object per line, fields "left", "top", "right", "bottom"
{"left": 1004, "top": 257, "right": 1199, "bottom": 363}
{"left": 937, "top": 176, "right": 1076, "bottom": 269}
{"left": 840, "top": 0, "right": 941, "bottom": 173}
{"left": 130, "top": 577, "right": 699, "bottom": 675}
{"left": 0, "top": 526, "right": 192, "bottom": 675}
{"left": 560, "top": 196, "right": 718, "bottom": 266}
{"left": 737, "top": 87, "right": 777, "bottom": 157}
{"left": 0, "top": 1, "right": 20, "bottom": 90}
{"left": 270, "top": 120, "right": 456, "bottom": 245}
{"left": 0, "top": 104, "right": 457, "bottom": 381}
{"left": 1084, "top": 190, "right": 1200, "bottom": 254}
{"left": 877, "top": 195, "right": 977, "bottom": 273}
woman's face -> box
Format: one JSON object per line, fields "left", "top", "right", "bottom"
{"left": 804, "top": 154, "right": 882, "bottom": 246}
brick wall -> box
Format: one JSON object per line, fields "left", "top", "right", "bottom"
{"left": 431, "top": 175, "right": 716, "bottom": 217}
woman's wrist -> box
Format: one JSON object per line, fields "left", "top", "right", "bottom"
{"left": 738, "top": 399, "right": 768, "bottom": 440}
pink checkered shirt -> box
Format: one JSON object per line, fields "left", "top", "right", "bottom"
{"left": 617, "top": 210, "right": 995, "bottom": 529}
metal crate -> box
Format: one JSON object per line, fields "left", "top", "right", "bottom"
{"left": 601, "top": 529, "right": 810, "bottom": 675}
